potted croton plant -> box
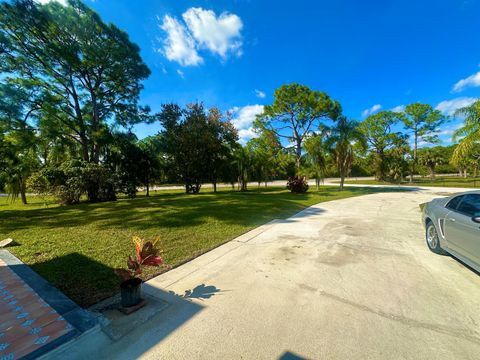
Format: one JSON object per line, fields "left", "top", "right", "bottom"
{"left": 115, "top": 236, "right": 164, "bottom": 309}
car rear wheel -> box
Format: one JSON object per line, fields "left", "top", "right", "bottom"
{"left": 426, "top": 221, "right": 446, "bottom": 255}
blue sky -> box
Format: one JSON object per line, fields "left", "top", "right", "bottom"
{"left": 49, "top": 0, "right": 480, "bottom": 145}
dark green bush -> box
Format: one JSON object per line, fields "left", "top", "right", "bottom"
{"left": 28, "top": 161, "right": 117, "bottom": 204}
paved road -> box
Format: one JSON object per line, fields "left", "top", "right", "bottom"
{"left": 55, "top": 187, "right": 480, "bottom": 359}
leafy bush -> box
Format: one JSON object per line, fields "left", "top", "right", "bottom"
{"left": 28, "top": 161, "right": 117, "bottom": 204}
{"left": 286, "top": 176, "right": 309, "bottom": 193}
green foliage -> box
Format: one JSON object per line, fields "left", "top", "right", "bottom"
{"left": 403, "top": 103, "right": 446, "bottom": 180}
{"left": 325, "top": 116, "right": 366, "bottom": 190}
{"left": 158, "top": 103, "right": 238, "bottom": 193}
{"left": 419, "top": 148, "right": 443, "bottom": 180}
{"left": 0, "top": 0, "right": 152, "bottom": 203}
{"left": 303, "top": 134, "right": 327, "bottom": 189}
{"left": 28, "top": 160, "right": 116, "bottom": 204}
{"left": 256, "top": 83, "right": 341, "bottom": 168}
{"left": 247, "top": 129, "right": 282, "bottom": 186}
{"left": 452, "top": 100, "right": 480, "bottom": 168}
{"left": 360, "top": 111, "right": 408, "bottom": 180}
{"left": 385, "top": 136, "right": 410, "bottom": 183}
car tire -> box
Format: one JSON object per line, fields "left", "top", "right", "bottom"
{"left": 426, "top": 220, "right": 447, "bottom": 255}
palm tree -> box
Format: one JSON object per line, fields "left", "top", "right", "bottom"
{"left": 327, "top": 116, "right": 366, "bottom": 191}
{"left": 303, "top": 134, "right": 327, "bottom": 190}
{"left": 233, "top": 146, "right": 252, "bottom": 191}
{"left": 420, "top": 149, "right": 442, "bottom": 180}
{"left": 452, "top": 99, "right": 480, "bottom": 168}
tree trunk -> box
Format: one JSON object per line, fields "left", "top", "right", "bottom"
{"left": 20, "top": 180, "right": 27, "bottom": 205}
{"left": 146, "top": 183, "right": 150, "bottom": 197}
{"left": 410, "top": 133, "right": 418, "bottom": 184}
{"left": 340, "top": 174, "right": 345, "bottom": 191}
{"left": 294, "top": 134, "right": 302, "bottom": 170}
{"left": 80, "top": 135, "right": 90, "bottom": 162}
{"left": 213, "top": 181, "right": 217, "bottom": 193}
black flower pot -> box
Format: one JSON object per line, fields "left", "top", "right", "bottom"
{"left": 120, "top": 277, "right": 142, "bottom": 308}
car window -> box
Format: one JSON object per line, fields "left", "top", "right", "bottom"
{"left": 457, "top": 194, "right": 480, "bottom": 217}
{"left": 446, "top": 195, "right": 464, "bottom": 210}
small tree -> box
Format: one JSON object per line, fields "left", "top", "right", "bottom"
{"left": 303, "top": 134, "right": 327, "bottom": 190}
{"left": 420, "top": 148, "right": 443, "bottom": 180}
{"left": 233, "top": 146, "right": 253, "bottom": 191}
{"left": 247, "top": 130, "right": 282, "bottom": 187}
{"left": 385, "top": 136, "right": 410, "bottom": 183}
{"left": 360, "top": 111, "right": 406, "bottom": 181}
{"left": 206, "top": 108, "right": 239, "bottom": 192}
{"left": 402, "top": 103, "right": 446, "bottom": 182}
{"left": 326, "top": 116, "right": 366, "bottom": 191}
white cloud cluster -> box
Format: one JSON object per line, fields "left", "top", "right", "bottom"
{"left": 452, "top": 71, "right": 480, "bottom": 92}
{"left": 229, "top": 105, "right": 264, "bottom": 144}
{"left": 361, "top": 104, "right": 382, "bottom": 117}
{"left": 435, "top": 97, "right": 476, "bottom": 116}
{"left": 391, "top": 105, "right": 405, "bottom": 113}
{"left": 254, "top": 89, "right": 266, "bottom": 99}
{"left": 158, "top": 7, "right": 243, "bottom": 66}
{"left": 183, "top": 8, "right": 243, "bottom": 58}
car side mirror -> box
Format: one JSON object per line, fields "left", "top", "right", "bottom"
{"left": 472, "top": 217, "right": 480, "bottom": 224}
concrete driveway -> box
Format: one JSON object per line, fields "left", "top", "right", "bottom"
{"left": 56, "top": 188, "right": 480, "bottom": 359}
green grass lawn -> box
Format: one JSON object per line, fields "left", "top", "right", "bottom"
{"left": 345, "top": 176, "right": 480, "bottom": 188}
{"left": 1, "top": 186, "right": 384, "bottom": 307}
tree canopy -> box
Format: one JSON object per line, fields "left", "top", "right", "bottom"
{"left": 0, "top": 0, "right": 151, "bottom": 164}
{"left": 402, "top": 103, "right": 446, "bottom": 182}
{"left": 256, "top": 83, "right": 341, "bottom": 167}
{"left": 360, "top": 111, "right": 406, "bottom": 180}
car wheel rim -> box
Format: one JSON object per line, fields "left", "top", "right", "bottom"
{"left": 427, "top": 225, "right": 438, "bottom": 248}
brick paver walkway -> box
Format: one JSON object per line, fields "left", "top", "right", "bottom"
{"left": 0, "top": 259, "right": 75, "bottom": 360}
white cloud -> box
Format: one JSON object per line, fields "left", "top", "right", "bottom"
{"left": 391, "top": 105, "right": 405, "bottom": 113}
{"left": 229, "top": 104, "right": 264, "bottom": 144}
{"left": 452, "top": 71, "right": 480, "bottom": 92}
{"left": 36, "top": 0, "right": 67, "bottom": 5}
{"left": 182, "top": 8, "right": 243, "bottom": 58}
{"left": 254, "top": 89, "right": 266, "bottom": 99}
{"left": 159, "top": 15, "right": 203, "bottom": 66}
{"left": 361, "top": 104, "right": 382, "bottom": 117}
{"left": 434, "top": 123, "right": 463, "bottom": 137}
{"left": 435, "top": 97, "right": 477, "bottom": 116}
{"left": 158, "top": 8, "right": 243, "bottom": 66}
{"left": 176, "top": 69, "right": 185, "bottom": 78}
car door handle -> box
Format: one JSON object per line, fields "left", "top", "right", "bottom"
{"left": 448, "top": 218, "right": 456, "bottom": 222}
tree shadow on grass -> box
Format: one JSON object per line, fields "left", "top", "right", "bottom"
{"left": 0, "top": 187, "right": 411, "bottom": 236}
